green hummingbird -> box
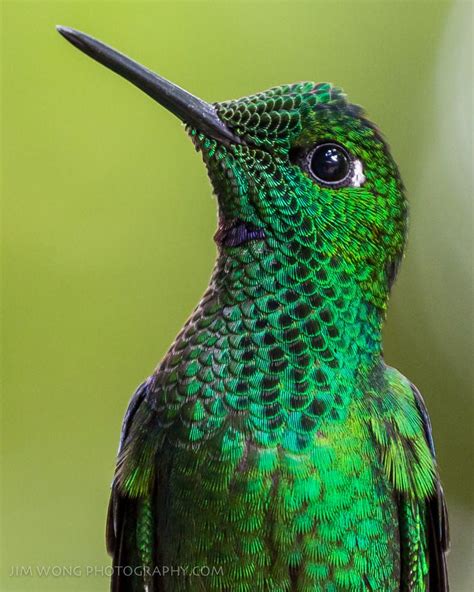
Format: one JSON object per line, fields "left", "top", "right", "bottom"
{"left": 57, "top": 26, "right": 449, "bottom": 592}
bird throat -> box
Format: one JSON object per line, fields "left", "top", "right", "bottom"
{"left": 193, "top": 237, "right": 386, "bottom": 444}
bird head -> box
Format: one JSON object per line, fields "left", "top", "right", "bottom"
{"left": 57, "top": 27, "right": 407, "bottom": 310}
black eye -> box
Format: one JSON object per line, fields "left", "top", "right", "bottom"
{"left": 307, "top": 143, "right": 352, "bottom": 186}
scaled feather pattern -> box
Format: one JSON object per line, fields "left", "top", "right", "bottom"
{"left": 104, "top": 82, "right": 448, "bottom": 592}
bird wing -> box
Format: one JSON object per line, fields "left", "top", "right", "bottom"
{"left": 106, "top": 377, "right": 161, "bottom": 592}
{"left": 368, "top": 368, "right": 449, "bottom": 590}
{"left": 411, "top": 383, "right": 450, "bottom": 591}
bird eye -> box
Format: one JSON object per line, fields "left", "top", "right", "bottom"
{"left": 307, "top": 143, "right": 352, "bottom": 187}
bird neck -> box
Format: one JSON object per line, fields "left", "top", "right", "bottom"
{"left": 174, "top": 239, "right": 388, "bottom": 450}
{"left": 209, "top": 239, "right": 384, "bottom": 382}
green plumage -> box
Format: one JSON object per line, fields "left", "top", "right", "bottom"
{"left": 103, "top": 82, "right": 449, "bottom": 591}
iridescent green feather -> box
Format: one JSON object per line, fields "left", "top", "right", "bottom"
{"left": 107, "top": 82, "right": 448, "bottom": 591}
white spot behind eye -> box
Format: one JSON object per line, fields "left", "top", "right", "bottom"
{"left": 352, "top": 159, "right": 365, "bottom": 187}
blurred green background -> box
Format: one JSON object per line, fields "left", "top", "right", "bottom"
{"left": 1, "top": 1, "right": 472, "bottom": 590}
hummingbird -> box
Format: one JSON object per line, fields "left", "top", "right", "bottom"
{"left": 57, "top": 26, "right": 449, "bottom": 592}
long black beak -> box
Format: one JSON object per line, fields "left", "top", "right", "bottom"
{"left": 56, "top": 26, "right": 242, "bottom": 146}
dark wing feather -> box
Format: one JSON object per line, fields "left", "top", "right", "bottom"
{"left": 411, "top": 383, "right": 450, "bottom": 591}
{"left": 106, "top": 378, "right": 154, "bottom": 592}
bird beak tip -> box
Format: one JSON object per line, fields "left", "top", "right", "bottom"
{"left": 56, "top": 25, "right": 70, "bottom": 37}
